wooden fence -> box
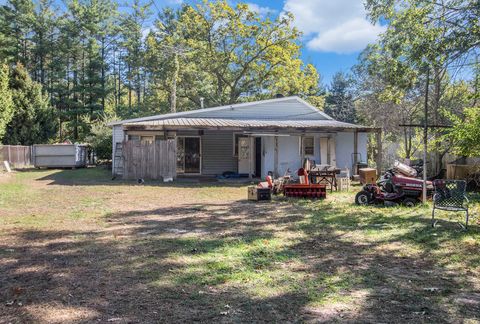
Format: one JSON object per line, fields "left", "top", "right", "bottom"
{"left": 0, "top": 145, "right": 32, "bottom": 168}
{"left": 122, "top": 140, "right": 177, "bottom": 180}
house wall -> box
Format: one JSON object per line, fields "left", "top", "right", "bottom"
{"left": 260, "top": 132, "right": 368, "bottom": 178}
{"left": 335, "top": 132, "right": 368, "bottom": 171}
{"left": 115, "top": 129, "right": 369, "bottom": 178}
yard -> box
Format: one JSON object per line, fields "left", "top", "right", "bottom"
{"left": 1, "top": 168, "right": 479, "bottom": 323}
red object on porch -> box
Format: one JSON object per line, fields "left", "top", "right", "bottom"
{"left": 297, "top": 168, "right": 309, "bottom": 185}
{"left": 283, "top": 184, "right": 326, "bottom": 199}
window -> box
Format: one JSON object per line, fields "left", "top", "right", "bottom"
{"left": 140, "top": 136, "right": 154, "bottom": 144}
{"left": 303, "top": 136, "right": 314, "bottom": 156}
{"left": 233, "top": 133, "right": 248, "bottom": 156}
{"left": 129, "top": 135, "right": 140, "bottom": 141}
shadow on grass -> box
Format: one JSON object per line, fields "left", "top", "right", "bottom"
{"left": 22, "top": 167, "right": 250, "bottom": 188}
{"left": 1, "top": 196, "right": 479, "bottom": 322}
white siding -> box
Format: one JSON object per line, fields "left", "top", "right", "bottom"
{"left": 335, "top": 132, "right": 368, "bottom": 171}
{"left": 278, "top": 136, "right": 302, "bottom": 176}
{"left": 112, "top": 125, "right": 124, "bottom": 174}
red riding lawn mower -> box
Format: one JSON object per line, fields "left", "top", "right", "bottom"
{"left": 355, "top": 162, "right": 434, "bottom": 207}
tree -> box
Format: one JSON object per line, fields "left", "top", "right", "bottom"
{"left": 366, "top": 0, "right": 480, "bottom": 64}
{"left": 0, "top": 64, "right": 14, "bottom": 141}
{"left": 120, "top": 0, "right": 150, "bottom": 111}
{"left": 3, "top": 64, "right": 56, "bottom": 145}
{"left": 0, "top": 0, "right": 35, "bottom": 66}
{"left": 325, "top": 72, "right": 356, "bottom": 123}
{"left": 84, "top": 113, "right": 114, "bottom": 160}
{"left": 443, "top": 107, "right": 480, "bottom": 157}
{"left": 145, "top": 1, "right": 321, "bottom": 110}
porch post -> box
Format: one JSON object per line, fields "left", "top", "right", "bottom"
{"left": 375, "top": 129, "right": 382, "bottom": 176}
{"left": 274, "top": 136, "right": 279, "bottom": 177}
{"left": 353, "top": 130, "right": 358, "bottom": 172}
{"left": 248, "top": 136, "right": 253, "bottom": 180}
{"left": 300, "top": 135, "right": 304, "bottom": 167}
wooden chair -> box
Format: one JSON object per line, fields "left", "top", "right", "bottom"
{"left": 432, "top": 180, "right": 469, "bottom": 229}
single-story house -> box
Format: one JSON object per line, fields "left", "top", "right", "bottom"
{"left": 109, "top": 96, "right": 381, "bottom": 180}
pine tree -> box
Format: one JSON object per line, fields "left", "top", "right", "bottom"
{"left": 325, "top": 72, "right": 356, "bottom": 123}
{"left": 0, "top": 0, "right": 35, "bottom": 66}
{"left": 3, "top": 64, "right": 57, "bottom": 145}
{"left": 0, "top": 64, "right": 14, "bottom": 141}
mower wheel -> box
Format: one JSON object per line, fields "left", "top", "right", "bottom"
{"left": 355, "top": 191, "right": 371, "bottom": 205}
{"left": 403, "top": 198, "right": 418, "bottom": 207}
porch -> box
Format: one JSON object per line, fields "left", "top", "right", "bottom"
{"left": 117, "top": 118, "right": 381, "bottom": 181}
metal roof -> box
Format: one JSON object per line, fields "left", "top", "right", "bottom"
{"left": 108, "top": 96, "right": 332, "bottom": 126}
{"left": 124, "top": 117, "right": 376, "bottom": 132}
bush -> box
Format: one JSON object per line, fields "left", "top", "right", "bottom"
{"left": 85, "top": 114, "right": 115, "bottom": 161}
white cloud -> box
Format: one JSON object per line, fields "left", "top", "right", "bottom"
{"left": 246, "top": 3, "right": 277, "bottom": 17}
{"left": 283, "top": 0, "right": 386, "bottom": 54}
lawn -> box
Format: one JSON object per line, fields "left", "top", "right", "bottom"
{"left": 1, "top": 168, "right": 479, "bottom": 323}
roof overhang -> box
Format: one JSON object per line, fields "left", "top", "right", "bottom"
{"left": 122, "top": 118, "right": 379, "bottom": 133}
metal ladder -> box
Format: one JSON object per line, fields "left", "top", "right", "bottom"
{"left": 112, "top": 142, "right": 124, "bottom": 179}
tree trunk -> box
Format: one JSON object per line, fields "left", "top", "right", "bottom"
{"left": 101, "top": 37, "right": 106, "bottom": 112}
{"left": 170, "top": 52, "right": 179, "bottom": 113}
{"left": 128, "top": 62, "right": 132, "bottom": 110}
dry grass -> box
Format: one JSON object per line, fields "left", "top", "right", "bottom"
{"left": 0, "top": 168, "right": 479, "bottom": 323}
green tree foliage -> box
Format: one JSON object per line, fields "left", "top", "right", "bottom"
{"left": 443, "top": 107, "right": 480, "bottom": 157}
{"left": 0, "top": 64, "right": 14, "bottom": 141}
{"left": 84, "top": 113, "right": 114, "bottom": 160}
{"left": 146, "top": 1, "right": 321, "bottom": 110}
{"left": 325, "top": 72, "right": 356, "bottom": 123}
{"left": 3, "top": 64, "right": 57, "bottom": 145}
{"left": 356, "top": 0, "right": 478, "bottom": 172}
{"left": 366, "top": 0, "right": 479, "bottom": 64}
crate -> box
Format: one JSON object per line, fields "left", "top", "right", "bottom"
{"left": 337, "top": 177, "right": 351, "bottom": 191}
{"left": 359, "top": 168, "right": 377, "bottom": 184}
{"left": 248, "top": 186, "right": 271, "bottom": 201}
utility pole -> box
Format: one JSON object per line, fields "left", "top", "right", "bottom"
{"left": 422, "top": 68, "right": 430, "bottom": 204}
{"left": 399, "top": 66, "right": 452, "bottom": 203}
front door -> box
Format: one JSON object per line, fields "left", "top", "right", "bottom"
{"left": 238, "top": 137, "right": 251, "bottom": 174}
{"left": 177, "top": 137, "right": 201, "bottom": 174}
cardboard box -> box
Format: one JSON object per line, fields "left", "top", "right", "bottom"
{"left": 359, "top": 168, "right": 377, "bottom": 184}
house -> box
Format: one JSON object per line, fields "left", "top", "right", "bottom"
{"left": 109, "top": 96, "right": 381, "bottom": 180}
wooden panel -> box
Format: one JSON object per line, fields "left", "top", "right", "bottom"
{"left": 122, "top": 139, "right": 177, "bottom": 180}
{"left": 447, "top": 164, "right": 476, "bottom": 180}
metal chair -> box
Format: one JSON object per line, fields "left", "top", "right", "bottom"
{"left": 432, "top": 180, "right": 469, "bottom": 229}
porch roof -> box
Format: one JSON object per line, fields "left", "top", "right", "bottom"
{"left": 123, "top": 117, "right": 378, "bottom": 132}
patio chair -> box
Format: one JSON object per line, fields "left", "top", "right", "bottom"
{"left": 432, "top": 180, "right": 469, "bottom": 229}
